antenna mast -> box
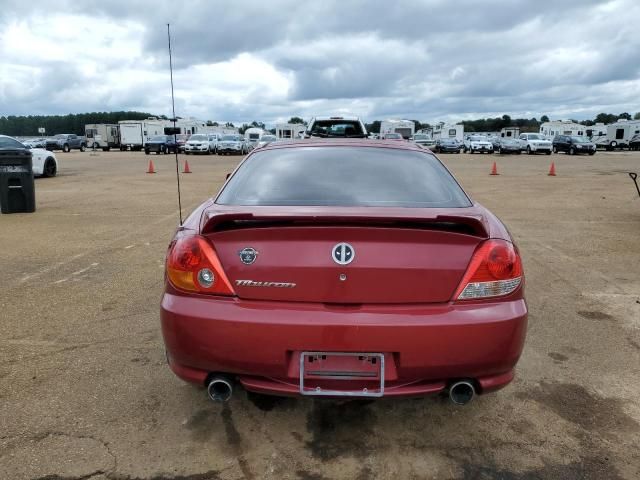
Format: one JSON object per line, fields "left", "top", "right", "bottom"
{"left": 167, "top": 23, "right": 183, "bottom": 225}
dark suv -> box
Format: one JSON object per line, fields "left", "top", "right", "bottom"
{"left": 552, "top": 135, "right": 596, "bottom": 155}
{"left": 144, "top": 135, "right": 178, "bottom": 155}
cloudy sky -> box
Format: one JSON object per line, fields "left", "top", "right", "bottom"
{"left": 1, "top": 0, "right": 639, "bottom": 126}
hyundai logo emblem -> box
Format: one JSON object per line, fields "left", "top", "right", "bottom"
{"left": 239, "top": 247, "right": 258, "bottom": 265}
{"left": 332, "top": 243, "right": 355, "bottom": 265}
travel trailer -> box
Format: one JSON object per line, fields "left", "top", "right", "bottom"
{"left": 539, "top": 121, "right": 585, "bottom": 139}
{"left": 84, "top": 124, "right": 120, "bottom": 151}
{"left": 380, "top": 119, "right": 415, "bottom": 139}
{"left": 244, "top": 127, "right": 267, "bottom": 147}
{"left": 598, "top": 119, "right": 640, "bottom": 150}
{"left": 432, "top": 123, "right": 464, "bottom": 142}
{"left": 275, "top": 123, "right": 306, "bottom": 139}
{"left": 118, "top": 118, "right": 168, "bottom": 151}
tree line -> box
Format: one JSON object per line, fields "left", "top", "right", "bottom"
{"left": 2, "top": 111, "right": 640, "bottom": 137}
{"left": 0, "top": 111, "right": 156, "bottom": 137}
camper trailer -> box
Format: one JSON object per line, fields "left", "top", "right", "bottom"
{"left": 432, "top": 123, "right": 464, "bottom": 142}
{"left": 380, "top": 119, "right": 415, "bottom": 139}
{"left": 598, "top": 119, "right": 640, "bottom": 150}
{"left": 84, "top": 124, "right": 120, "bottom": 151}
{"left": 539, "top": 121, "right": 585, "bottom": 139}
{"left": 276, "top": 123, "right": 306, "bottom": 139}
{"left": 244, "top": 127, "right": 266, "bottom": 147}
{"left": 171, "top": 118, "right": 207, "bottom": 135}
{"left": 119, "top": 118, "right": 168, "bottom": 151}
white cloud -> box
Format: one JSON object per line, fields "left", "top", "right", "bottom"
{"left": 0, "top": 0, "right": 639, "bottom": 125}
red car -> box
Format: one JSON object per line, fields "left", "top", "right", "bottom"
{"left": 161, "top": 139, "right": 527, "bottom": 405}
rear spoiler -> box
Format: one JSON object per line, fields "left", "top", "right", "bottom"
{"left": 200, "top": 211, "right": 489, "bottom": 238}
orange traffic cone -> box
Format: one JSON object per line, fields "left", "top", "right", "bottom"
{"left": 183, "top": 160, "right": 192, "bottom": 173}
{"left": 147, "top": 160, "right": 156, "bottom": 174}
{"left": 490, "top": 161, "right": 499, "bottom": 175}
{"left": 548, "top": 162, "right": 556, "bottom": 176}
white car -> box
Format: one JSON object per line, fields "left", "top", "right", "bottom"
{"left": 518, "top": 133, "right": 552, "bottom": 155}
{"left": 463, "top": 135, "right": 494, "bottom": 154}
{"left": 1, "top": 135, "right": 58, "bottom": 177}
{"left": 184, "top": 134, "right": 219, "bottom": 155}
{"left": 411, "top": 133, "right": 436, "bottom": 148}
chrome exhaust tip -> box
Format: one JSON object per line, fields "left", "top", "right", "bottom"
{"left": 448, "top": 380, "right": 475, "bottom": 405}
{"left": 207, "top": 376, "right": 233, "bottom": 403}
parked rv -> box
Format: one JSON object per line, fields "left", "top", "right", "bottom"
{"left": 85, "top": 124, "right": 120, "bottom": 151}
{"left": 432, "top": 124, "right": 464, "bottom": 142}
{"left": 380, "top": 119, "right": 415, "bottom": 139}
{"left": 119, "top": 119, "right": 167, "bottom": 151}
{"left": 244, "top": 128, "right": 266, "bottom": 149}
{"left": 599, "top": 119, "right": 640, "bottom": 150}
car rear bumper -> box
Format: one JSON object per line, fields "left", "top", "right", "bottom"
{"left": 161, "top": 292, "right": 528, "bottom": 397}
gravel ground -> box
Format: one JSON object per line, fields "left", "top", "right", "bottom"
{"left": 0, "top": 148, "right": 639, "bottom": 480}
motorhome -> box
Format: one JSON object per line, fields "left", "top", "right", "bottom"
{"left": 119, "top": 118, "right": 168, "bottom": 151}
{"left": 539, "top": 121, "right": 585, "bottom": 139}
{"left": 380, "top": 119, "right": 415, "bottom": 139}
{"left": 84, "top": 124, "right": 120, "bottom": 151}
{"left": 244, "top": 127, "right": 267, "bottom": 147}
{"left": 432, "top": 123, "right": 464, "bottom": 142}
{"left": 275, "top": 123, "right": 306, "bottom": 139}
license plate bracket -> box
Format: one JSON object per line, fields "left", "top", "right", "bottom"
{"left": 299, "top": 351, "right": 385, "bottom": 397}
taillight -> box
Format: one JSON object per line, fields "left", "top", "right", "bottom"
{"left": 454, "top": 239, "right": 523, "bottom": 300}
{"left": 166, "top": 235, "right": 235, "bottom": 296}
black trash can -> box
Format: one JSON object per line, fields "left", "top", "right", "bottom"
{"left": 0, "top": 149, "right": 36, "bottom": 214}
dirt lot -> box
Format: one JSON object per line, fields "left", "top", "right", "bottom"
{"left": 1, "top": 148, "right": 639, "bottom": 480}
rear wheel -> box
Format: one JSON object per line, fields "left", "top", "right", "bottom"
{"left": 80, "top": 143, "right": 86, "bottom": 152}
{"left": 163, "top": 145, "right": 169, "bottom": 154}
{"left": 63, "top": 144, "right": 70, "bottom": 153}
{"left": 553, "top": 146, "right": 558, "bottom": 154}
{"left": 43, "top": 158, "right": 57, "bottom": 177}
{"left": 569, "top": 147, "right": 576, "bottom": 155}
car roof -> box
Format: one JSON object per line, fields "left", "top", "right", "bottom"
{"left": 310, "top": 116, "right": 361, "bottom": 121}
{"left": 251, "top": 138, "right": 428, "bottom": 154}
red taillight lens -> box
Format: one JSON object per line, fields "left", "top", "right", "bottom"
{"left": 454, "top": 239, "right": 523, "bottom": 300}
{"left": 166, "top": 235, "right": 235, "bottom": 296}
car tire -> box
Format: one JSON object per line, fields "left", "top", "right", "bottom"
{"left": 80, "top": 144, "right": 86, "bottom": 152}
{"left": 546, "top": 150, "right": 551, "bottom": 155}
{"left": 163, "top": 146, "right": 169, "bottom": 154}
{"left": 145, "top": 149, "right": 149, "bottom": 155}
{"left": 553, "top": 146, "right": 558, "bottom": 154}
{"left": 589, "top": 151, "right": 596, "bottom": 156}
{"left": 526, "top": 146, "right": 532, "bottom": 155}
{"left": 498, "top": 147, "right": 503, "bottom": 154}
{"left": 63, "top": 144, "right": 70, "bottom": 153}
{"left": 43, "top": 158, "right": 57, "bottom": 177}
{"left": 463, "top": 147, "right": 467, "bottom": 153}
{"left": 569, "top": 147, "right": 576, "bottom": 155}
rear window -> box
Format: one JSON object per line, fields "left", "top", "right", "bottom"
{"left": 217, "top": 146, "right": 471, "bottom": 208}
{"left": 308, "top": 120, "right": 365, "bottom": 138}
